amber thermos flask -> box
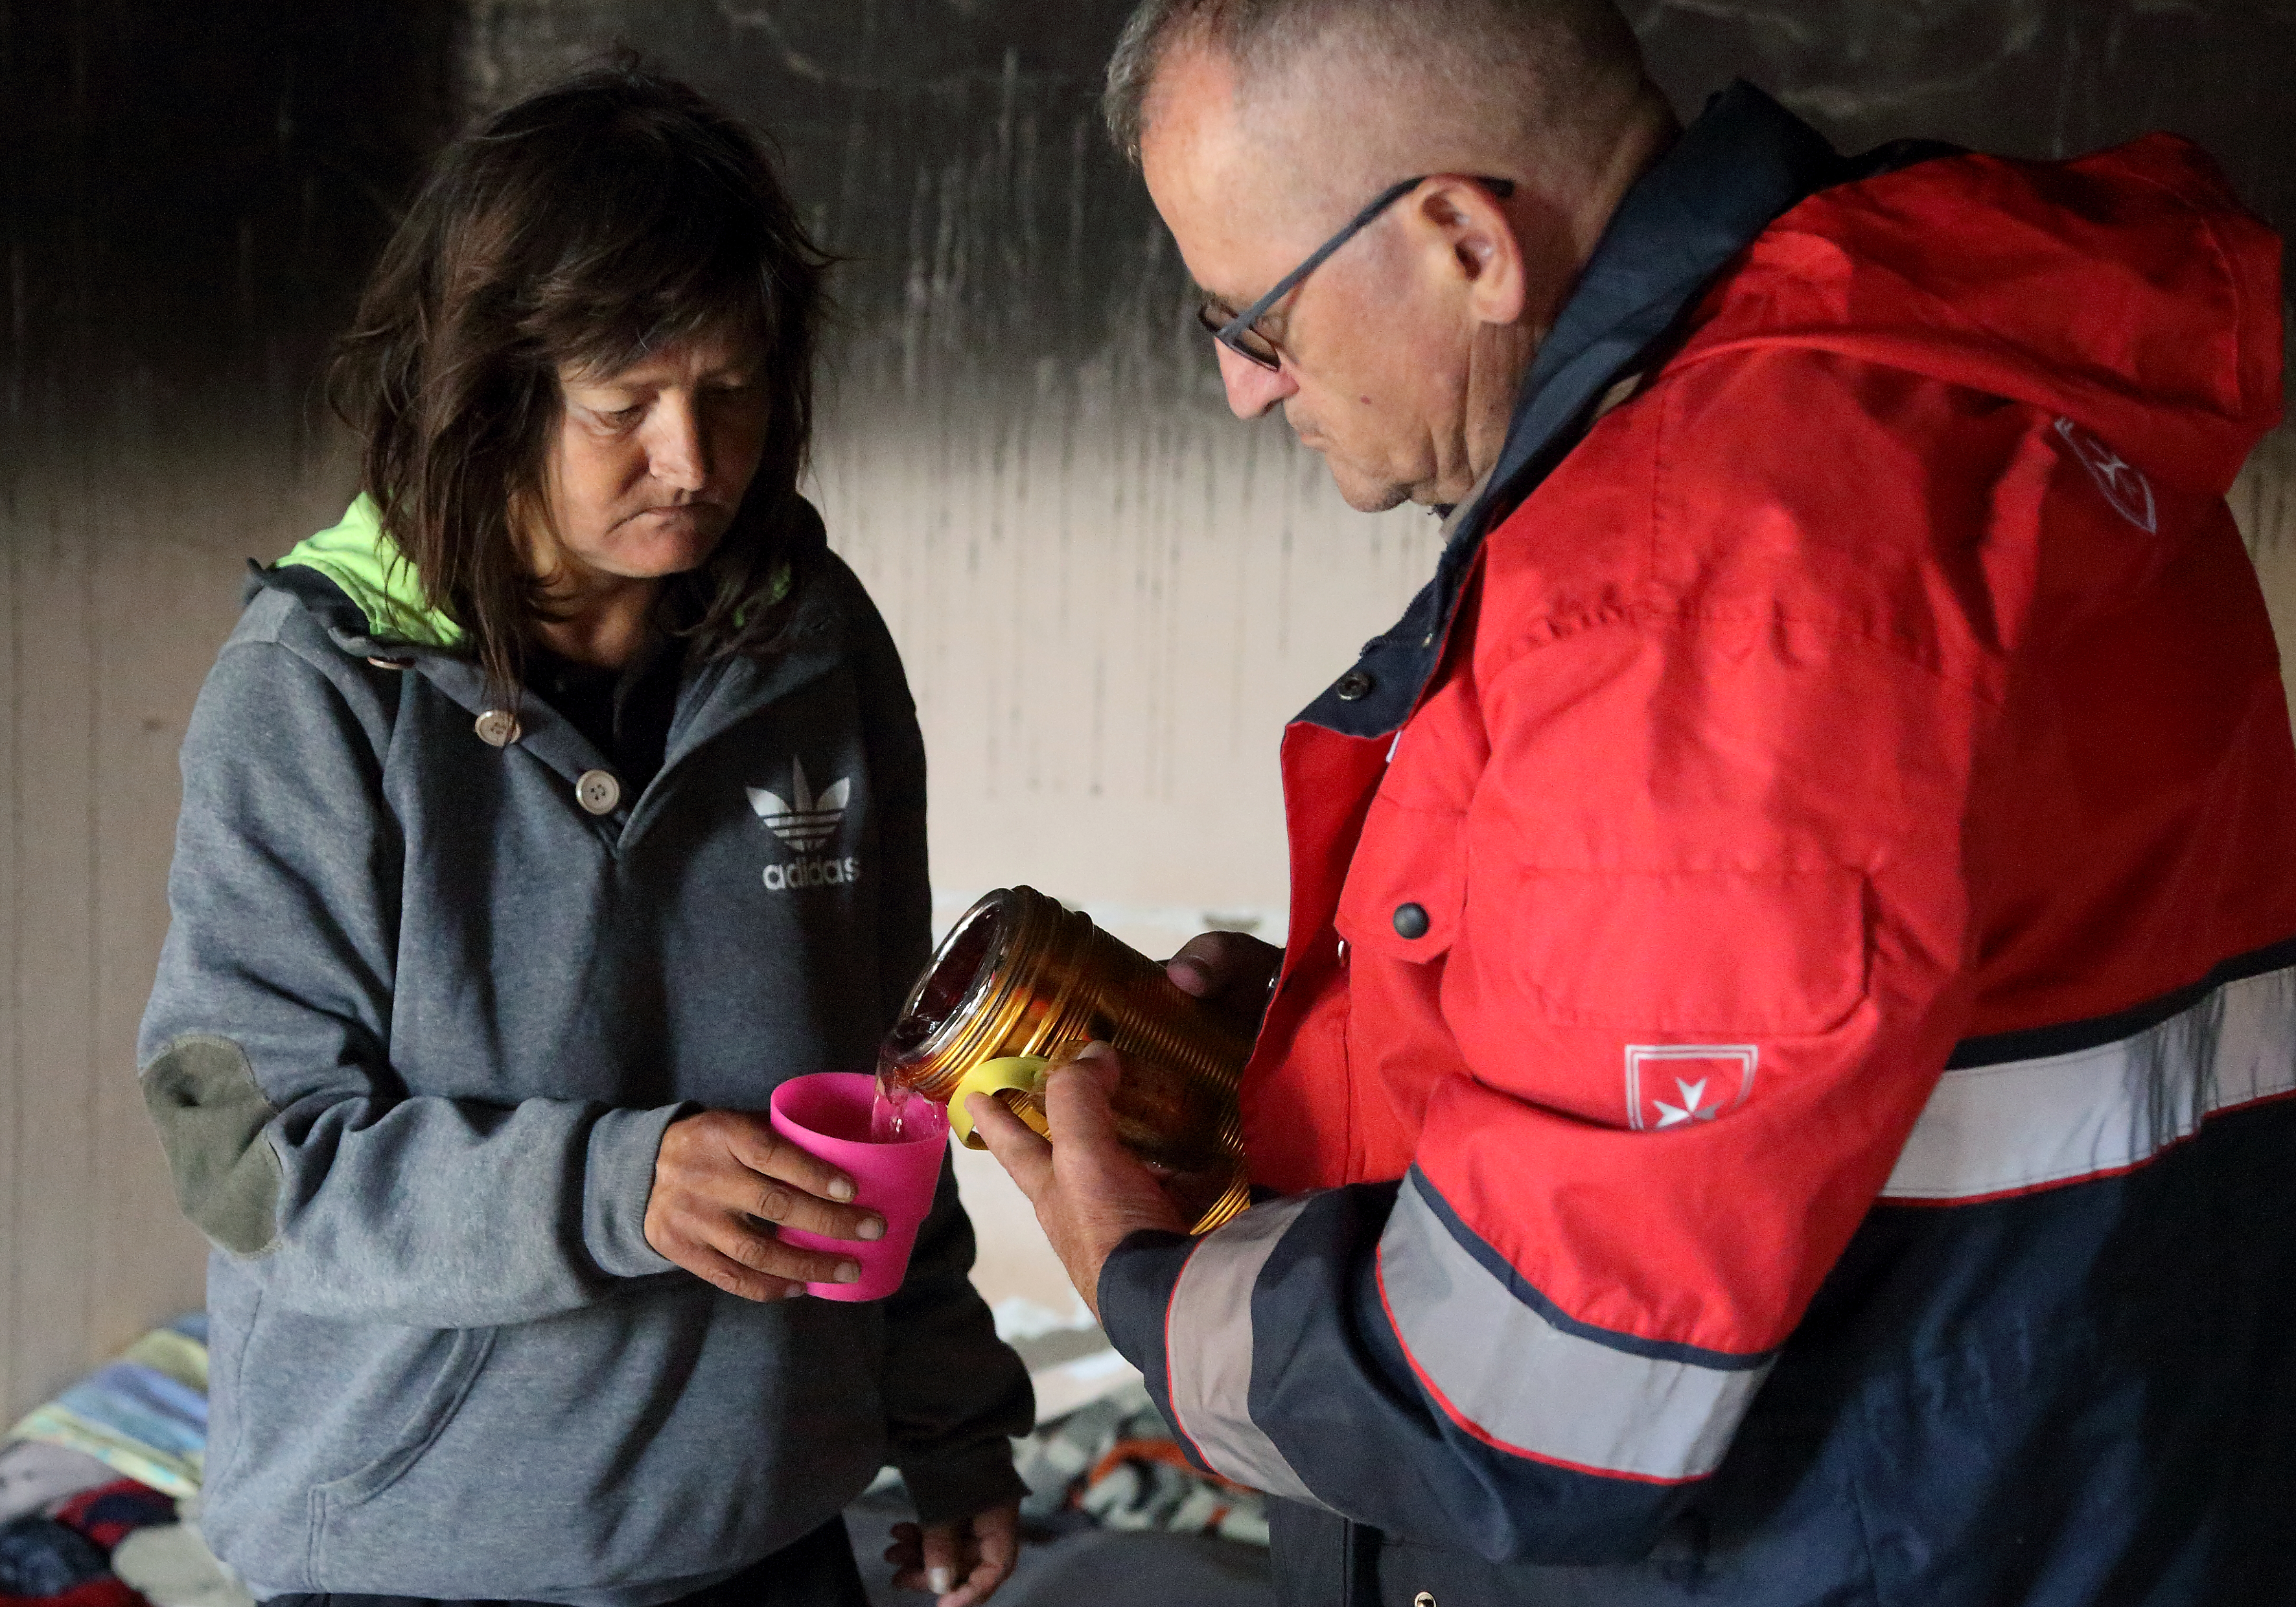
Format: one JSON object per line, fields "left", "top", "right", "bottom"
{"left": 877, "top": 886, "right": 1255, "bottom": 1234}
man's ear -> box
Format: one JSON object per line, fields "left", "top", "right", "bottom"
{"left": 1408, "top": 177, "right": 1529, "bottom": 327}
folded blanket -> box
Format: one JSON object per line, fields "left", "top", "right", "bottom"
{"left": 7, "top": 1319, "right": 208, "bottom": 1501}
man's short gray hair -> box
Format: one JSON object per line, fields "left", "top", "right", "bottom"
{"left": 1104, "top": 0, "right": 1643, "bottom": 165}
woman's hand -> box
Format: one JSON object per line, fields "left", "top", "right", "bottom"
{"left": 885, "top": 1501, "right": 1021, "bottom": 1606}
{"left": 642, "top": 1109, "right": 887, "bottom": 1301}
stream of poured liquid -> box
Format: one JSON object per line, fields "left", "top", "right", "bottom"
{"left": 869, "top": 1073, "right": 918, "bottom": 1142}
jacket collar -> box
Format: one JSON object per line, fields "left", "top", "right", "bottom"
{"left": 248, "top": 496, "right": 841, "bottom": 828}
{"left": 1292, "top": 82, "right": 1890, "bottom": 740}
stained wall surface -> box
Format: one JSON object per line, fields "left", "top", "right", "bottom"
{"left": 0, "top": 2, "right": 459, "bottom": 1420}
{"left": 461, "top": 0, "right": 2296, "bottom": 958}
{"left": 3, "top": 1, "right": 2291, "bottom": 1418}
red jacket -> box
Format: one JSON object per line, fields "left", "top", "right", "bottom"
{"left": 1100, "top": 87, "right": 2294, "bottom": 1604}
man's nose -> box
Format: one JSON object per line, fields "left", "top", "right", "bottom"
{"left": 1216, "top": 342, "right": 1298, "bottom": 419}
{"left": 646, "top": 395, "right": 710, "bottom": 491}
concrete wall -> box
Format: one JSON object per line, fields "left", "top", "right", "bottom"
{"left": 3, "top": 0, "right": 2292, "bottom": 1418}
{"left": 0, "top": 1, "right": 457, "bottom": 1421}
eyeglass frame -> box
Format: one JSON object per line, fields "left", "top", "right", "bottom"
{"left": 1200, "top": 174, "right": 1518, "bottom": 371}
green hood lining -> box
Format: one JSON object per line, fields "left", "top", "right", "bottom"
{"left": 276, "top": 496, "right": 463, "bottom": 650}
{"left": 276, "top": 496, "right": 797, "bottom": 651}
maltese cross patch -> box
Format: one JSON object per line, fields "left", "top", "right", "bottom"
{"left": 1625, "top": 1045, "right": 1759, "bottom": 1132}
{"left": 2054, "top": 417, "right": 2157, "bottom": 533}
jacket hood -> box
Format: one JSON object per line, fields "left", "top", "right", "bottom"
{"left": 275, "top": 496, "right": 465, "bottom": 650}
{"left": 1684, "top": 133, "right": 2284, "bottom": 495}
{"left": 266, "top": 494, "right": 807, "bottom": 657}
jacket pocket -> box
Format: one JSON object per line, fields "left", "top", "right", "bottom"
{"left": 1501, "top": 864, "right": 1868, "bottom": 1037}
{"left": 1332, "top": 793, "right": 1467, "bottom": 964}
{"left": 308, "top": 1324, "right": 495, "bottom": 1540}
{"left": 1328, "top": 793, "right": 1472, "bottom": 1179}
{"left": 303, "top": 1291, "right": 884, "bottom": 1596}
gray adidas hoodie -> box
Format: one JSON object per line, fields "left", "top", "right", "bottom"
{"left": 137, "top": 497, "right": 1030, "bottom": 1606}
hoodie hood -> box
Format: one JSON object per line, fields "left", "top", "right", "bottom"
{"left": 266, "top": 494, "right": 806, "bottom": 662}
{"left": 274, "top": 495, "right": 465, "bottom": 651}
{"left": 1682, "top": 133, "right": 2284, "bottom": 496}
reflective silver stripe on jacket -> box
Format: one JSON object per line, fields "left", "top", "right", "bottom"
{"left": 1883, "top": 962, "right": 2296, "bottom": 1202}
{"left": 1164, "top": 1194, "right": 1325, "bottom": 1505}
{"left": 1377, "top": 1174, "right": 1772, "bottom": 1482}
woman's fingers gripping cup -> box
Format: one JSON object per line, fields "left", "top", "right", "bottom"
{"left": 644, "top": 1104, "right": 893, "bottom": 1301}
{"left": 769, "top": 1072, "right": 950, "bottom": 1301}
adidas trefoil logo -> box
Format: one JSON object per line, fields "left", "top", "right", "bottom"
{"left": 747, "top": 758, "right": 852, "bottom": 853}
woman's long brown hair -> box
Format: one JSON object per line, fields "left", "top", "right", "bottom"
{"left": 329, "top": 60, "right": 830, "bottom": 697}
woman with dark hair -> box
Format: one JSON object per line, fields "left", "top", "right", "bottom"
{"left": 137, "top": 64, "right": 1027, "bottom": 1607}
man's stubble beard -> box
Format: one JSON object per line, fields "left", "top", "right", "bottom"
{"left": 1338, "top": 476, "right": 1413, "bottom": 513}
{"left": 1312, "top": 439, "right": 1417, "bottom": 514}
{"left": 1289, "top": 411, "right": 1415, "bottom": 513}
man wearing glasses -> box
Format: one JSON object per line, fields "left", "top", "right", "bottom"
{"left": 973, "top": 2, "right": 2296, "bottom": 1603}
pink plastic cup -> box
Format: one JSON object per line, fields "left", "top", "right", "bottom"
{"left": 767, "top": 1072, "right": 949, "bottom": 1301}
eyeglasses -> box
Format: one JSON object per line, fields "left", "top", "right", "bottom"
{"left": 1198, "top": 174, "right": 1518, "bottom": 371}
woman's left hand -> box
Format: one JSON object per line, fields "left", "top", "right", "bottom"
{"left": 885, "top": 1500, "right": 1021, "bottom": 1605}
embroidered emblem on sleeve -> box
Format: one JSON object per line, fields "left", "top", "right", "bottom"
{"left": 1625, "top": 1045, "right": 1758, "bottom": 1132}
